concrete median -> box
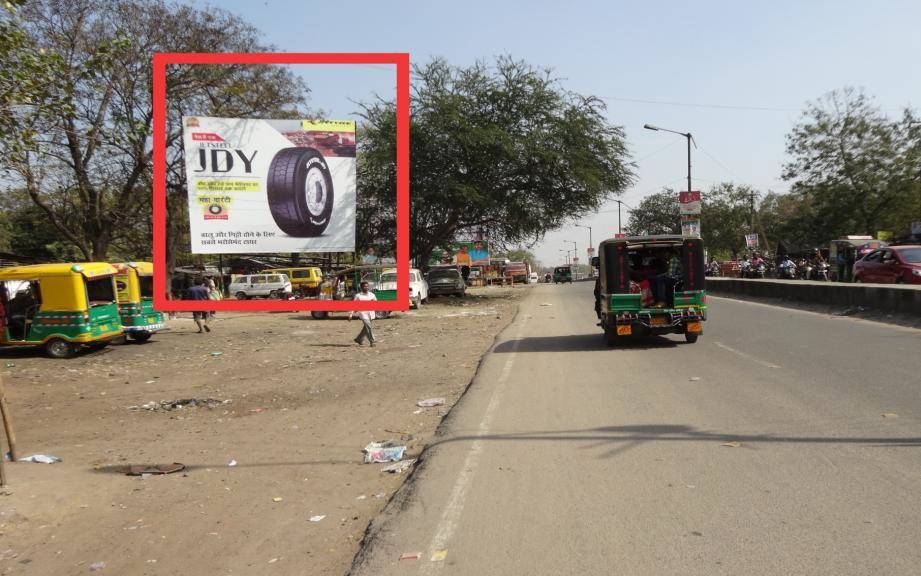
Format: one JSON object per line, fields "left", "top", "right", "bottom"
{"left": 706, "top": 277, "right": 921, "bottom": 315}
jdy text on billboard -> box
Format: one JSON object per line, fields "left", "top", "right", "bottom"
{"left": 183, "top": 116, "right": 357, "bottom": 254}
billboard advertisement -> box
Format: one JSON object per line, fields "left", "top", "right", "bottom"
{"left": 183, "top": 116, "right": 356, "bottom": 254}
{"left": 429, "top": 241, "right": 490, "bottom": 266}
{"left": 745, "top": 233, "right": 760, "bottom": 248}
{"left": 679, "top": 190, "right": 701, "bottom": 215}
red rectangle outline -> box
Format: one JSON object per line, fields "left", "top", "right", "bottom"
{"left": 152, "top": 52, "right": 409, "bottom": 312}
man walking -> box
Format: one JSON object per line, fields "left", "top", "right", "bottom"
{"left": 349, "top": 281, "right": 377, "bottom": 347}
{"left": 186, "top": 278, "right": 211, "bottom": 333}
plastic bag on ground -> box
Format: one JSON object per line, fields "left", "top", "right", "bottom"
{"left": 363, "top": 441, "right": 406, "bottom": 463}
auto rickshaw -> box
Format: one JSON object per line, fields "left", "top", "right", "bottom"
{"left": 592, "top": 235, "right": 707, "bottom": 345}
{"left": 113, "top": 262, "right": 165, "bottom": 342}
{"left": 553, "top": 266, "right": 572, "bottom": 283}
{"left": 0, "top": 263, "right": 124, "bottom": 358}
{"left": 311, "top": 265, "right": 398, "bottom": 320}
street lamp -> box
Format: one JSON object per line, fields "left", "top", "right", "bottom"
{"left": 644, "top": 123, "right": 696, "bottom": 196}
{"left": 563, "top": 240, "right": 577, "bottom": 270}
{"left": 575, "top": 225, "right": 593, "bottom": 276}
{"left": 558, "top": 249, "right": 572, "bottom": 266}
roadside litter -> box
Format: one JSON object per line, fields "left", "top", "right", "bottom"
{"left": 540, "top": 303, "right": 553, "bottom": 306}
{"left": 416, "top": 398, "right": 445, "bottom": 407}
{"left": 689, "top": 376, "right": 701, "bottom": 381}
{"left": 721, "top": 442, "right": 742, "bottom": 448}
{"left": 430, "top": 550, "right": 448, "bottom": 562}
{"left": 18, "top": 454, "right": 61, "bottom": 464}
{"left": 130, "top": 398, "right": 230, "bottom": 411}
{"left": 363, "top": 441, "right": 406, "bottom": 463}
{"left": 882, "top": 413, "right": 899, "bottom": 418}
{"left": 228, "top": 459, "right": 237, "bottom": 467}
{"left": 89, "top": 561, "right": 106, "bottom": 571}
{"left": 309, "top": 515, "right": 326, "bottom": 522}
{"left": 382, "top": 459, "right": 416, "bottom": 474}
{"left": 209, "top": 351, "right": 223, "bottom": 357}
{"left": 399, "top": 552, "right": 422, "bottom": 561}
{"left": 124, "top": 463, "right": 184, "bottom": 476}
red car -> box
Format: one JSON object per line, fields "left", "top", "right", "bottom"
{"left": 853, "top": 245, "right": 921, "bottom": 284}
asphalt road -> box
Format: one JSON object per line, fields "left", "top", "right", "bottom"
{"left": 352, "top": 281, "right": 921, "bottom": 576}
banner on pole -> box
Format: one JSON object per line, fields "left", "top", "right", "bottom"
{"left": 183, "top": 116, "right": 356, "bottom": 254}
{"left": 681, "top": 216, "right": 700, "bottom": 238}
{"left": 745, "top": 233, "right": 760, "bottom": 248}
{"left": 679, "top": 190, "right": 701, "bottom": 215}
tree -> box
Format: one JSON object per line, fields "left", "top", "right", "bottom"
{"left": 782, "top": 88, "right": 921, "bottom": 242}
{"left": 625, "top": 189, "right": 680, "bottom": 236}
{"left": 357, "top": 57, "right": 634, "bottom": 269}
{"left": 627, "top": 182, "right": 762, "bottom": 258}
{"left": 505, "top": 246, "right": 537, "bottom": 266}
{"left": 2, "top": 0, "right": 309, "bottom": 263}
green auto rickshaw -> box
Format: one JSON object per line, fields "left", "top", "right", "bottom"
{"left": 113, "top": 262, "right": 165, "bottom": 342}
{"left": 593, "top": 235, "right": 707, "bottom": 345}
{"left": 0, "top": 263, "right": 124, "bottom": 358}
{"left": 553, "top": 266, "right": 572, "bottom": 283}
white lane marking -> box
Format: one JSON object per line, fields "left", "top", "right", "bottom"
{"left": 419, "top": 313, "right": 529, "bottom": 574}
{"left": 713, "top": 341, "right": 782, "bottom": 369}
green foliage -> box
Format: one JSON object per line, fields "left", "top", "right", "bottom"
{"left": 782, "top": 88, "right": 921, "bottom": 244}
{"left": 505, "top": 247, "right": 537, "bottom": 265}
{"left": 625, "top": 190, "right": 680, "bottom": 236}
{"left": 357, "top": 57, "right": 634, "bottom": 268}
{"left": 2, "top": 0, "right": 310, "bottom": 262}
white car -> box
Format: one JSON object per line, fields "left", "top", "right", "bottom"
{"left": 528, "top": 272, "right": 539, "bottom": 284}
{"left": 376, "top": 268, "right": 428, "bottom": 308}
{"left": 229, "top": 273, "right": 292, "bottom": 299}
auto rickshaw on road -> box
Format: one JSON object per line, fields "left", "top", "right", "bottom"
{"left": 113, "top": 262, "right": 165, "bottom": 342}
{"left": 0, "top": 263, "right": 124, "bottom": 358}
{"left": 553, "top": 266, "right": 572, "bottom": 283}
{"left": 311, "top": 265, "right": 398, "bottom": 320}
{"left": 593, "top": 236, "right": 707, "bottom": 345}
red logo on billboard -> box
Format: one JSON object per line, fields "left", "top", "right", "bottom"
{"left": 192, "top": 133, "right": 224, "bottom": 142}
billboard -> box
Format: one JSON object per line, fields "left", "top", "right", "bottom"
{"left": 183, "top": 116, "right": 356, "bottom": 254}
{"left": 679, "top": 190, "right": 701, "bottom": 215}
{"left": 745, "top": 233, "right": 759, "bottom": 248}
{"left": 430, "top": 240, "right": 490, "bottom": 266}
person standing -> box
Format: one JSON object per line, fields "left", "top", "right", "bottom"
{"left": 186, "top": 278, "right": 211, "bottom": 333}
{"left": 349, "top": 281, "right": 377, "bottom": 347}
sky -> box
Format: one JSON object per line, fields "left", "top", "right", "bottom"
{"left": 214, "top": 0, "right": 921, "bottom": 267}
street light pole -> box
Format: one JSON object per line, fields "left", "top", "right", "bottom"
{"left": 575, "top": 224, "right": 593, "bottom": 277}
{"left": 644, "top": 123, "right": 695, "bottom": 195}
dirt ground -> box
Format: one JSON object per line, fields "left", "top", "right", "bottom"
{"left": 0, "top": 286, "right": 524, "bottom": 575}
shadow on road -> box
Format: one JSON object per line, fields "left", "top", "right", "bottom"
{"left": 430, "top": 424, "right": 921, "bottom": 458}
{"left": 493, "top": 334, "right": 680, "bottom": 353}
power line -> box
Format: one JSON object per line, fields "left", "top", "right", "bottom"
{"left": 599, "top": 95, "right": 801, "bottom": 113}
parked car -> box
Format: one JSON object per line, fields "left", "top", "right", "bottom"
{"left": 375, "top": 268, "right": 428, "bottom": 308}
{"left": 229, "top": 273, "right": 292, "bottom": 299}
{"left": 853, "top": 245, "right": 921, "bottom": 284}
{"left": 426, "top": 267, "right": 466, "bottom": 297}
{"left": 260, "top": 267, "right": 323, "bottom": 295}
{"left": 528, "top": 272, "right": 539, "bottom": 284}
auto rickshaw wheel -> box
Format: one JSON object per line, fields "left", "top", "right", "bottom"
{"left": 378, "top": 311, "right": 391, "bottom": 319}
{"left": 604, "top": 328, "right": 618, "bottom": 347}
{"left": 44, "top": 338, "right": 75, "bottom": 359}
{"left": 684, "top": 332, "right": 699, "bottom": 344}
{"left": 129, "top": 331, "right": 152, "bottom": 343}
{"left": 311, "top": 311, "right": 329, "bottom": 320}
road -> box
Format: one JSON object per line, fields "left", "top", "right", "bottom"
{"left": 352, "top": 281, "right": 921, "bottom": 576}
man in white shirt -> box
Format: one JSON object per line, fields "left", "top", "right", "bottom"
{"left": 349, "top": 281, "right": 377, "bottom": 347}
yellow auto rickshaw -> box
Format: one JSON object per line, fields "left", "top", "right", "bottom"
{"left": 0, "top": 263, "right": 124, "bottom": 358}
{"left": 113, "top": 262, "right": 165, "bottom": 342}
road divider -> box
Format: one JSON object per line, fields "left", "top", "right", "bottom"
{"left": 706, "top": 277, "right": 921, "bottom": 315}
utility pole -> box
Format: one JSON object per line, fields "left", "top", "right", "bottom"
{"left": 750, "top": 189, "right": 755, "bottom": 231}
{"left": 644, "top": 124, "right": 695, "bottom": 196}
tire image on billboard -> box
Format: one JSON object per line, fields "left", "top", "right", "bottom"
{"left": 267, "top": 147, "right": 334, "bottom": 237}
